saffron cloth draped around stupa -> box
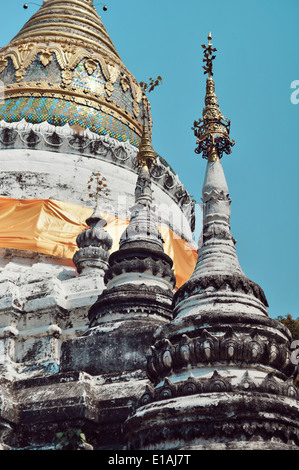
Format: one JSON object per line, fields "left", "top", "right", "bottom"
{"left": 0, "top": 197, "right": 197, "bottom": 289}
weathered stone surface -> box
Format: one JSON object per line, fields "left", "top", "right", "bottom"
{"left": 60, "top": 318, "right": 164, "bottom": 376}
{"left": 125, "top": 392, "right": 299, "bottom": 450}
{"left": 0, "top": 369, "right": 151, "bottom": 450}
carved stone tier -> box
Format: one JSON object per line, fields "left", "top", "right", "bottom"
{"left": 0, "top": 369, "right": 152, "bottom": 450}
{"left": 89, "top": 283, "right": 173, "bottom": 326}
{"left": 126, "top": 392, "right": 299, "bottom": 450}
{"left": 173, "top": 273, "right": 268, "bottom": 313}
{"left": 144, "top": 312, "right": 296, "bottom": 390}
{"left": 103, "top": 245, "right": 176, "bottom": 291}
{"left": 125, "top": 272, "right": 299, "bottom": 449}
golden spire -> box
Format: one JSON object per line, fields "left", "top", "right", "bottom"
{"left": 136, "top": 114, "right": 157, "bottom": 170}
{"left": 192, "top": 33, "right": 235, "bottom": 162}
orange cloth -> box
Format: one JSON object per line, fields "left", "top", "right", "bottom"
{"left": 159, "top": 225, "right": 198, "bottom": 290}
{"left": 0, "top": 197, "right": 197, "bottom": 288}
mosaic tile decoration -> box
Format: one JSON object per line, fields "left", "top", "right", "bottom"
{"left": 0, "top": 56, "right": 142, "bottom": 119}
{"left": 0, "top": 53, "right": 144, "bottom": 146}
{"left": 24, "top": 55, "right": 62, "bottom": 83}
{"left": 0, "top": 96, "right": 141, "bottom": 146}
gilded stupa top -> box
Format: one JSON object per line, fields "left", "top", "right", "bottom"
{"left": 0, "top": 0, "right": 151, "bottom": 146}
{"left": 13, "top": 0, "right": 120, "bottom": 61}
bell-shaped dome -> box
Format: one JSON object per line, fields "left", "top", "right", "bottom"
{"left": 0, "top": 0, "right": 150, "bottom": 146}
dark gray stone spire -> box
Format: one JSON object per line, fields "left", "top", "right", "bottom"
{"left": 88, "top": 123, "right": 176, "bottom": 328}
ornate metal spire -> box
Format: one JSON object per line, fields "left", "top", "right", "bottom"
{"left": 136, "top": 102, "right": 157, "bottom": 170}
{"left": 192, "top": 33, "right": 235, "bottom": 161}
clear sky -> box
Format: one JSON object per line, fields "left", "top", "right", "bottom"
{"left": 0, "top": 0, "right": 298, "bottom": 319}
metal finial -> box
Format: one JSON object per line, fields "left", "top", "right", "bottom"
{"left": 192, "top": 33, "right": 235, "bottom": 160}
{"left": 201, "top": 32, "right": 217, "bottom": 77}
{"left": 136, "top": 118, "right": 156, "bottom": 170}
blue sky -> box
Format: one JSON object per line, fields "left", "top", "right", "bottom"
{"left": 0, "top": 0, "right": 298, "bottom": 319}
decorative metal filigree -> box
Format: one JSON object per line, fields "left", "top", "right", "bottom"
{"left": 202, "top": 32, "right": 217, "bottom": 77}
{"left": 192, "top": 33, "right": 235, "bottom": 160}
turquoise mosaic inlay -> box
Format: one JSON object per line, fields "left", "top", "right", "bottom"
{"left": 0, "top": 96, "right": 140, "bottom": 146}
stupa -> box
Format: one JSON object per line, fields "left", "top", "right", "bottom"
{"left": 0, "top": 1, "right": 297, "bottom": 451}
{"left": 125, "top": 34, "right": 299, "bottom": 451}
{"left": 0, "top": 0, "right": 196, "bottom": 384}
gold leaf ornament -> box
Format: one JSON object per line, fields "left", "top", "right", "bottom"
{"left": 105, "top": 80, "right": 114, "bottom": 96}
{"left": 63, "top": 45, "right": 77, "bottom": 63}
{"left": 107, "top": 64, "right": 119, "bottom": 83}
{"left": 135, "top": 84, "right": 143, "bottom": 103}
{"left": 15, "top": 69, "right": 25, "bottom": 83}
{"left": 85, "top": 59, "right": 98, "bottom": 75}
{"left": 61, "top": 69, "right": 73, "bottom": 85}
{"left": 18, "top": 42, "right": 35, "bottom": 61}
{"left": 39, "top": 51, "right": 53, "bottom": 67}
{"left": 120, "top": 75, "right": 130, "bottom": 92}
{"left": 133, "top": 101, "right": 140, "bottom": 118}
{"left": 18, "top": 42, "right": 35, "bottom": 53}
{"left": 104, "top": 64, "right": 120, "bottom": 96}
